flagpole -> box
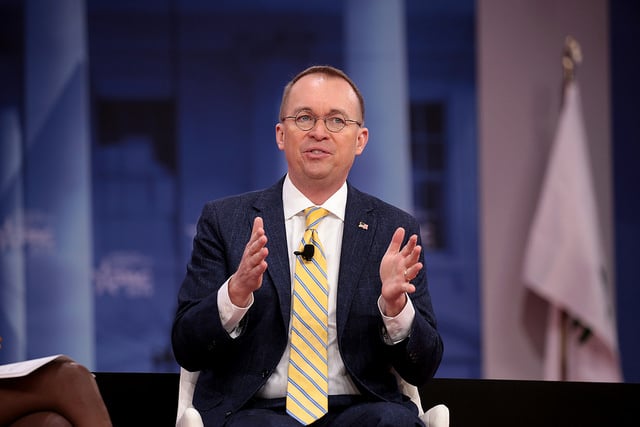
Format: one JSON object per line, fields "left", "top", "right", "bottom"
{"left": 526, "top": 34, "right": 621, "bottom": 382}
{"left": 559, "top": 35, "right": 582, "bottom": 381}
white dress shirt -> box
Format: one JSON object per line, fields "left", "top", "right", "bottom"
{"left": 217, "top": 174, "right": 414, "bottom": 398}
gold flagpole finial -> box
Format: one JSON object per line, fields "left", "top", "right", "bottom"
{"left": 562, "top": 36, "right": 582, "bottom": 85}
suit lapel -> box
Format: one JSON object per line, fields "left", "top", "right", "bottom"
{"left": 253, "top": 180, "right": 379, "bottom": 336}
{"left": 336, "top": 184, "right": 376, "bottom": 339}
{"left": 253, "top": 179, "right": 293, "bottom": 326}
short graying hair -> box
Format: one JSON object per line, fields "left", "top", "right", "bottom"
{"left": 278, "top": 65, "right": 365, "bottom": 123}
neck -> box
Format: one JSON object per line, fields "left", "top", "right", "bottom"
{"left": 289, "top": 176, "right": 345, "bottom": 206}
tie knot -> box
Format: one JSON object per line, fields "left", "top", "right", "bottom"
{"left": 304, "top": 207, "right": 329, "bottom": 230}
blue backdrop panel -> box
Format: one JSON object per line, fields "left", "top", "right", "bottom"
{"left": 1, "top": 1, "right": 484, "bottom": 378}
{"left": 23, "top": 0, "right": 95, "bottom": 367}
{"left": 93, "top": 139, "right": 179, "bottom": 372}
{"left": 0, "top": 107, "right": 27, "bottom": 364}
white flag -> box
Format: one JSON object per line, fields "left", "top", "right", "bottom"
{"left": 523, "top": 81, "right": 622, "bottom": 382}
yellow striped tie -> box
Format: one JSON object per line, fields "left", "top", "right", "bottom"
{"left": 286, "top": 207, "right": 329, "bottom": 424}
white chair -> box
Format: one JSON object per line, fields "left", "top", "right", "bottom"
{"left": 176, "top": 367, "right": 449, "bottom": 427}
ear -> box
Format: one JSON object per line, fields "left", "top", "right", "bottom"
{"left": 275, "top": 123, "right": 285, "bottom": 151}
{"left": 355, "top": 126, "right": 369, "bottom": 155}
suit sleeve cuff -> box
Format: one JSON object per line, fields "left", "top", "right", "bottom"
{"left": 218, "top": 279, "right": 253, "bottom": 338}
{"left": 378, "top": 294, "right": 415, "bottom": 345}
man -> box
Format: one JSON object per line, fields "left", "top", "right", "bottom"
{"left": 172, "top": 65, "right": 443, "bottom": 426}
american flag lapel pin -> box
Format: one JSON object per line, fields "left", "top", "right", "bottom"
{"left": 358, "top": 221, "right": 369, "bottom": 230}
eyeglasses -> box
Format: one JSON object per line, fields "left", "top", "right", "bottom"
{"left": 281, "top": 111, "right": 362, "bottom": 133}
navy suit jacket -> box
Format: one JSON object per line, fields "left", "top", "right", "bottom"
{"left": 172, "top": 177, "right": 443, "bottom": 426}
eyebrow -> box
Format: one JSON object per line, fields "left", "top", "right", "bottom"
{"left": 293, "top": 107, "right": 350, "bottom": 117}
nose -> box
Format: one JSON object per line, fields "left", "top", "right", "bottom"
{"left": 308, "top": 117, "right": 330, "bottom": 136}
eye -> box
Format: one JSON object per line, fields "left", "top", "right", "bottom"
{"left": 296, "top": 113, "right": 314, "bottom": 123}
{"left": 328, "top": 116, "right": 346, "bottom": 126}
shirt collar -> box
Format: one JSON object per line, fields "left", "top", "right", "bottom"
{"left": 283, "top": 174, "right": 347, "bottom": 221}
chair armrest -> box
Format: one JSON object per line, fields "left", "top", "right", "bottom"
{"left": 176, "top": 408, "right": 203, "bottom": 427}
{"left": 421, "top": 403, "right": 450, "bottom": 427}
{"left": 176, "top": 368, "right": 202, "bottom": 427}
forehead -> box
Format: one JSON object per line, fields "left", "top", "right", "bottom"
{"left": 286, "top": 73, "right": 361, "bottom": 115}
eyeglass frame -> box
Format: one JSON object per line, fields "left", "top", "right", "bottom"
{"left": 281, "top": 110, "right": 362, "bottom": 133}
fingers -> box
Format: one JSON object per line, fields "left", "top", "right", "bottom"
{"left": 403, "top": 261, "right": 423, "bottom": 284}
{"left": 246, "top": 217, "right": 268, "bottom": 273}
{"left": 380, "top": 227, "right": 423, "bottom": 303}
{"left": 403, "top": 234, "right": 422, "bottom": 277}
{"left": 229, "top": 217, "right": 268, "bottom": 306}
{"left": 250, "top": 217, "right": 267, "bottom": 249}
{"left": 387, "top": 228, "right": 421, "bottom": 272}
{"left": 385, "top": 228, "right": 420, "bottom": 264}
{"left": 385, "top": 227, "right": 406, "bottom": 256}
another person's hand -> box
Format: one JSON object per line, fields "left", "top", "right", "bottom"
{"left": 379, "top": 227, "right": 423, "bottom": 317}
{"left": 228, "top": 217, "right": 269, "bottom": 307}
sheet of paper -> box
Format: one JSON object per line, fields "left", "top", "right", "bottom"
{"left": 0, "top": 354, "right": 64, "bottom": 379}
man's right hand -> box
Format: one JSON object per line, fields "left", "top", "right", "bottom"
{"left": 227, "top": 216, "right": 269, "bottom": 307}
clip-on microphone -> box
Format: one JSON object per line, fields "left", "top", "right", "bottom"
{"left": 294, "top": 244, "right": 315, "bottom": 261}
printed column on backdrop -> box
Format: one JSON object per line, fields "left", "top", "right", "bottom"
{"left": 522, "top": 47, "right": 622, "bottom": 381}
